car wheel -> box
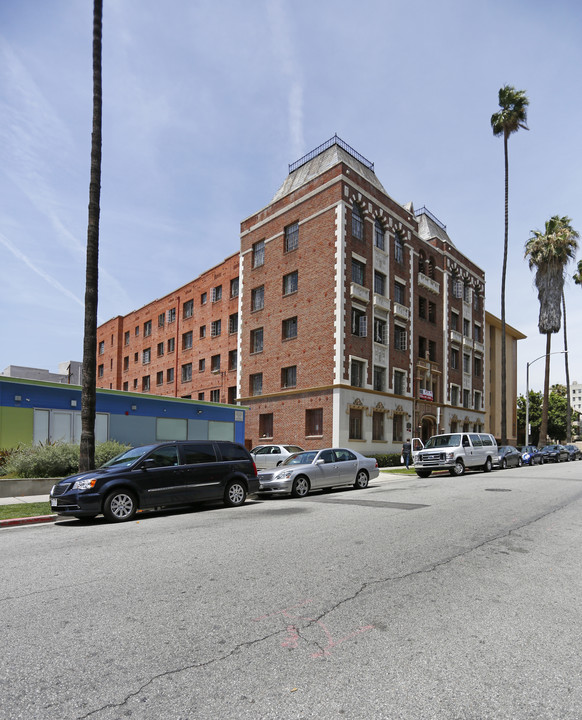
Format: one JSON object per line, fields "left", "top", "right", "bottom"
{"left": 451, "top": 459, "right": 465, "bottom": 476}
{"left": 353, "top": 469, "right": 369, "bottom": 489}
{"left": 103, "top": 490, "right": 137, "bottom": 522}
{"left": 518, "top": 457, "right": 523, "bottom": 467}
{"left": 224, "top": 480, "right": 247, "bottom": 507}
{"left": 483, "top": 457, "right": 493, "bottom": 473}
{"left": 291, "top": 476, "right": 310, "bottom": 498}
{"left": 501, "top": 458, "right": 507, "bottom": 470}
{"left": 416, "top": 471, "right": 432, "bottom": 478}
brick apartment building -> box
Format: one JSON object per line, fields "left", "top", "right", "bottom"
{"left": 96, "top": 135, "right": 487, "bottom": 451}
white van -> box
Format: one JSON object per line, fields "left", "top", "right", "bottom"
{"left": 412, "top": 433, "right": 498, "bottom": 477}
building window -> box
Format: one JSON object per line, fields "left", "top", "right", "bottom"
{"left": 167, "top": 308, "right": 176, "bottom": 323}
{"left": 374, "top": 219, "right": 385, "bottom": 250}
{"left": 167, "top": 337, "right": 175, "bottom": 353}
{"left": 394, "top": 325, "right": 407, "bottom": 351}
{"left": 428, "top": 301, "right": 436, "bottom": 323}
{"left": 123, "top": 356, "right": 129, "bottom": 371}
{"left": 473, "top": 292, "right": 481, "bottom": 312}
{"left": 282, "top": 316, "right": 297, "bottom": 340}
{"left": 183, "top": 299, "right": 194, "bottom": 318}
{"left": 144, "top": 320, "right": 152, "bottom": 337}
{"left": 142, "top": 376, "right": 150, "bottom": 392}
{"left": 229, "top": 313, "right": 238, "bottom": 334}
{"left": 253, "top": 240, "right": 265, "bottom": 268}
{"left": 474, "top": 323, "right": 482, "bottom": 342}
{"left": 251, "top": 327, "right": 264, "bottom": 354}
{"left": 158, "top": 313, "right": 165, "bottom": 328}
{"left": 251, "top": 286, "right": 264, "bottom": 312}
{"left": 394, "top": 281, "right": 405, "bottom": 305}
{"left": 124, "top": 331, "right": 130, "bottom": 345}
{"left": 463, "top": 353, "right": 471, "bottom": 374}
{"left": 199, "top": 358, "right": 205, "bottom": 372}
{"left": 228, "top": 386, "right": 236, "bottom": 404}
{"left": 373, "top": 317, "right": 387, "bottom": 345}
{"left": 394, "top": 370, "right": 406, "bottom": 395}
{"left": 135, "top": 326, "right": 139, "bottom": 336}
{"left": 374, "top": 271, "right": 386, "bottom": 296}
{"left": 419, "top": 296, "right": 427, "bottom": 319}
{"left": 259, "top": 413, "right": 273, "bottom": 438}
{"left": 451, "top": 311, "right": 459, "bottom": 331}
{"left": 211, "top": 285, "right": 222, "bottom": 303}
{"left": 134, "top": 352, "right": 138, "bottom": 363}
{"left": 210, "top": 389, "right": 220, "bottom": 403}
{"left": 474, "top": 356, "right": 482, "bottom": 376}
{"left": 228, "top": 349, "right": 237, "bottom": 371}
{"left": 133, "top": 379, "right": 138, "bottom": 390}
{"left": 181, "top": 364, "right": 192, "bottom": 383}
{"left": 392, "top": 414, "right": 403, "bottom": 442}
{"left": 373, "top": 365, "right": 385, "bottom": 392}
{"left": 351, "top": 359, "right": 365, "bottom": 388}
{"left": 157, "top": 342, "right": 164, "bottom": 357}
{"left": 211, "top": 355, "right": 221, "bottom": 373}
{"left": 306, "top": 408, "right": 323, "bottom": 436}
{"left": 463, "top": 284, "right": 471, "bottom": 303}
{"left": 230, "top": 277, "right": 239, "bottom": 298}
{"left": 250, "top": 373, "right": 263, "bottom": 396}
{"left": 452, "top": 276, "right": 463, "bottom": 298}
{"left": 200, "top": 325, "right": 206, "bottom": 339}
{"left": 283, "top": 271, "right": 298, "bottom": 296}
{"left": 281, "top": 365, "right": 297, "bottom": 389}
{"left": 475, "top": 391, "right": 482, "bottom": 410}
{"left": 198, "top": 392, "right": 204, "bottom": 401}
{"left": 349, "top": 408, "right": 363, "bottom": 439}
{"left": 451, "top": 348, "right": 459, "bottom": 370}
{"left": 351, "top": 307, "right": 367, "bottom": 337}
{"left": 419, "top": 336, "right": 427, "bottom": 359}
{"left": 418, "top": 251, "right": 426, "bottom": 274}
{"left": 98, "top": 364, "right": 104, "bottom": 377}
{"left": 284, "top": 222, "right": 299, "bottom": 252}
{"left": 352, "top": 258, "right": 365, "bottom": 286}
{"left": 123, "top": 382, "right": 128, "bottom": 391}
{"left": 352, "top": 203, "right": 363, "bottom": 240}
{"left": 182, "top": 331, "right": 193, "bottom": 350}
{"left": 429, "top": 340, "right": 437, "bottom": 362}
{"left": 98, "top": 341, "right": 104, "bottom": 355}
{"left": 167, "top": 368, "right": 174, "bottom": 383}
{"left": 211, "top": 320, "right": 221, "bottom": 337}
{"left": 463, "top": 318, "right": 470, "bottom": 337}
{"left": 451, "top": 385, "right": 459, "bottom": 406}
{"left": 394, "top": 233, "right": 404, "bottom": 264}
{"left": 156, "top": 371, "right": 164, "bottom": 386}
{"left": 201, "top": 292, "right": 207, "bottom": 305}
{"left": 463, "top": 389, "right": 471, "bottom": 408}
{"left": 143, "top": 348, "right": 151, "bottom": 364}
{"left": 373, "top": 411, "right": 384, "bottom": 441}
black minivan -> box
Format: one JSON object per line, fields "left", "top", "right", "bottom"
{"left": 49, "top": 441, "right": 259, "bottom": 522}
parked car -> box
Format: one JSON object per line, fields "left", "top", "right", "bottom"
{"left": 563, "top": 444, "right": 582, "bottom": 461}
{"left": 257, "top": 448, "right": 379, "bottom": 497}
{"left": 250, "top": 444, "right": 305, "bottom": 470}
{"left": 519, "top": 445, "right": 543, "bottom": 465}
{"left": 49, "top": 441, "right": 259, "bottom": 522}
{"left": 539, "top": 444, "right": 569, "bottom": 463}
{"left": 413, "top": 433, "right": 498, "bottom": 477}
{"left": 496, "top": 446, "right": 523, "bottom": 469}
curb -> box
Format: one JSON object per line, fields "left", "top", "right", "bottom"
{"left": 0, "top": 514, "right": 58, "bottom": 528}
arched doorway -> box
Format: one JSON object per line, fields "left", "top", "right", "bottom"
{"left": 421, "top": 415, "right": 436, "bottom": 443}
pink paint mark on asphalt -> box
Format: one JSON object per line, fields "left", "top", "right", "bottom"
{"left": 311, "top": 622, "right": 375, "bottom": 658}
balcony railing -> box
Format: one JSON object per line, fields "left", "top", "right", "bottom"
{"left": 289, "top": 134, "right": 375, "bottom": 173}
{"left": 418, "top": 272, "right": 440, "bottom": 295}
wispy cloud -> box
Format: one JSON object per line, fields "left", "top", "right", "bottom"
{"left": 266, "top": 0, "right": 305, "bottom": 158}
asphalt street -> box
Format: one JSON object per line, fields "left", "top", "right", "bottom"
{"left": 1, "top": 461, "right": 581, "bottom": 719}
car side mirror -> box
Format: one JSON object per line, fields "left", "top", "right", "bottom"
{"left": 315, "top": 458, "right": 325, "bottom": 465}
{"left": 141, "top": 458, "right": 156, "bottom": 470}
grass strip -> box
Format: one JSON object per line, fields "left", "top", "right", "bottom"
{"left": 0, "top": 502, "right": 53, "bottom": 520}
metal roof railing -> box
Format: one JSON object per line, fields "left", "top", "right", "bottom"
{"left": 414, "top": 206, "right": 447, "bottom": 231}
{"left": 289, "top": 134, "right": 375, "bottom": 174}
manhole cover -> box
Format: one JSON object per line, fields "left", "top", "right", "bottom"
{"left": 485, "top": 488, "right": 512, "bottom": 492}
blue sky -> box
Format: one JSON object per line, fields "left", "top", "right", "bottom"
{"left": 1, "top": 0, "right": 581, "bottom": 395}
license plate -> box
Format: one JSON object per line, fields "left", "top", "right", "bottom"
{"left": 50, "top": 499, "right": 57, "bottom": 508}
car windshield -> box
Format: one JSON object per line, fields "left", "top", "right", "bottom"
{"left": 424, "top": 434, "right": 461, "bottom": 449}
{"left": 281, "top": 451, "right": 318, "bottom": 466}
{"left": 100, "top": 445, "right": 157, "bottom": 468}
{"left": 283, "top": 445, "right": 304, "bottom": 453}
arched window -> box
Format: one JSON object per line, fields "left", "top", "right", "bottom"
{"left": 418, "top": 250, "right": 426, "bottom": 274}
{"left": 352, "top": 203, "right": 363, "bottom": 240}
{"left": 394, "top": 232, "right": 404, "bottom": 264}
{"left": 427, "top": 256, "right": 435, "bottom": 279}
{"left": 374, "top": 219, "right": 385, "bottom": 250}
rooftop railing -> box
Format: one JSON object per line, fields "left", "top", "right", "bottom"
{"left": 414, "top": 206, "right": 447, "bottom": 231}
{"left": 289, "top": 134, "right": 375, "bottom": 174}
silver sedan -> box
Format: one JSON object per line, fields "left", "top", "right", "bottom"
{"left": 257, "top": 448, "right": 379, "bottom": 498}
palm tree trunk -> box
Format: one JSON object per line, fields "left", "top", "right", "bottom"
{"left": 539, "top": 333, "right": 552, "bottom": 444}
{"left": 562, "top": 291, "right": 571, "bottom": 443}
{"left": 79, "top": 0, "right": 103, "bottom": 472}
{"left": 500, "top": 131, "right": 509, "bottom": 444}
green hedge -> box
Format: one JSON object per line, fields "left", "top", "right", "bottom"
{"left": 0, "top": 441, "right": 131, "bottom": 478}
{"left": 366, "top": 453, "right": 404, "bottom": 468}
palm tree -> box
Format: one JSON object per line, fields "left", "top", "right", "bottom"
{"left": 79, "top": 0, "right": 103, "bottom": 472}
{"left": 525, "top": 216, "right": 579, "bottom": 444}
{"left": 574, "top": 259, "right": 582, "bottom": 285}
{"left": 491, "top": 85, "right": 529, "bottom": 444}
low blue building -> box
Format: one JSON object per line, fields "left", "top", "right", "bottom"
{"left": 0, "top": 376, "right": 246, "bottom": 449}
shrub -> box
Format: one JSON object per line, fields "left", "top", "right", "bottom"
{"left": 0, "top": 447, "right": 15, "bottom": 475}
{"left": 366, "top": 453, "right": 403, "bottom": 468}
{"left": 2, "top": 440, "right": 131, "bottom": 478}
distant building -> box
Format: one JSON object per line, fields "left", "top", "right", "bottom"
{"left": 1, "top": 361, "right": 82, "bottom": 385}
{"left": 484, "top": 311, "right": 526, "bottom": 445}
{"left": 570, "top": 380, "right": 582, "bottom": 437}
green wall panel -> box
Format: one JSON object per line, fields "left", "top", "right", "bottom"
{"left": 0, "top": 407, "right": 34, "bottom": 448}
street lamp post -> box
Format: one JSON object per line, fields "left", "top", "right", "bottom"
{"left": 525, "top": 350, "right": 567, "bottom": 446}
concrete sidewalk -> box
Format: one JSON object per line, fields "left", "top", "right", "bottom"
{"left": 0, "top": 495, "right": 55, "bottom": 528}
{"left": 1, "top": 495, "right": 50, "bottom": 505}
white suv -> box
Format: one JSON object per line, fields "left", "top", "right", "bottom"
{"left": 413, "top": 433, "right": 498, "bottom": 477}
